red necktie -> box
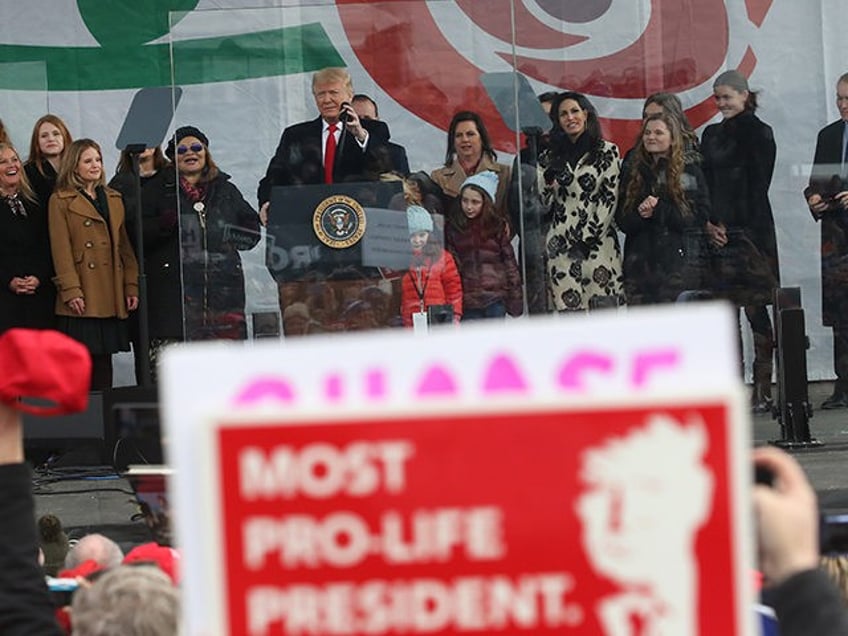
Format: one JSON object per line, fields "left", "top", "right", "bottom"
{"left": 324, "top": 123, "right": 337, "bottom": 184}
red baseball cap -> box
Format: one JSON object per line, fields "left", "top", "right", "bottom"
{"left": 0, "top": 329, "right": 91, "bottom": 416}
{"left": 123, "top": 542, "right": 180, "bottom": 585}
{"left": 58, "top": 559, "right": 104, "bottom": 581}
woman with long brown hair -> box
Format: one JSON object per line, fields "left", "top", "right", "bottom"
{"left": 616, "top": 113, "right": 711, "bottom": 304}
{"left": 24, "top": 114, "right": 73, "bottom": 207}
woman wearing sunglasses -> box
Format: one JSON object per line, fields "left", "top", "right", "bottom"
{"left": 135, "top": 126, "right": 259, "bottom": 366}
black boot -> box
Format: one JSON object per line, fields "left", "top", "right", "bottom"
{"left": 751, "top": 332, "right": 774, "bottom": 414}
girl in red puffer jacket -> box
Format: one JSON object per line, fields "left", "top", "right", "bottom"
{"left": 400, "top": 205, "right": 462, "bottom": 327}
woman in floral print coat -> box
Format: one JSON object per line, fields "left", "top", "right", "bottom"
{"left": 538, "top": 92, "right": 624, "bottom": 311}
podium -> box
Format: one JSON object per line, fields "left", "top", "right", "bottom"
{"left": 265, "top": 180, "right": 411, "bottom": 334}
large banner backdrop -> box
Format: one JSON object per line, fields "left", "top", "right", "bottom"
{"left": 2, "top": 0, "right": 846, "bottom": 379}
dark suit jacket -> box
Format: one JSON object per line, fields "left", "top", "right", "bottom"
{"left": 257, "top": 116, "right": 390, "bottom": 205}
{"left": 808, "top": 119, "right": 848, "bottom": 326}
{"left": 388, "top": 141, "right": 410, "bottom": 175}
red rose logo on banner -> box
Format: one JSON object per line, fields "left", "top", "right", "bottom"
{"left": 338, "top": 0, "right": 774, "bottom": 151}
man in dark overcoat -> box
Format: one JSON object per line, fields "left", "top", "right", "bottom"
{"left": 805, "top": 72, "right": 848, "bottom": 409}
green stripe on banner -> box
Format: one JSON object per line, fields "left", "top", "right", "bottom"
{"left": 0, "top": 23, "right": 343, "bottom": 91}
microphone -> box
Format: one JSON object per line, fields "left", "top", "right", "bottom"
{"left": 339, "top": 102, "right": 352, "bottom": 124}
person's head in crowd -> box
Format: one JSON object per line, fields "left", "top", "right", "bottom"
{"left": 283, "top": 302, "right": 312, "bottom": 336}
{"left": 64, "top": 532, "right": 124, "bottom": 572}
{"left": 643, "top": 92, "right": 684, "bottom": 121}
{"left": 27, "top": 114, "right": 72, "bottom": 173}
{"left": 550, "top": 91, "right": 603, "bottom": 145}
{"left": 837, "top": 72, "right": 848, "bottom": 123}
{"left": 453, "top": 170, "right": 503, "bottom": 237}
{"left": 71, "top": 565, "right": 180, "bottom": 636}
{"left": 713, "top": 69, "right": 758, "bottom": 118}
{"left": 403, "top": 171, "right": 444, "bottom": 215}
{"left": 538, "top": 91, "right": 559, "bottom": 116}
{"left": 0, "top": 118, "right": 9, "bottom": 145}
{"left": 56, "top": 138, "right": 106, "bottom": 193}
{"left": 407, "top": 204, "right": 434, "bottom": 255}
{"left": 115, "top": 146, "right": 168, "bottom": 176}
{"left": 820, "top": 555, "right": 848, "bottom": 605}
{"left": 37, "top": 513, "right": 69, "bottom": 576}
{"left": 166, "top": 125, "right": 218, "bottom": 184}
{"left": 360, "top": 285, "right": 391, "bottom": 326}
{"left": 623, "top": 113, "right": 692, "bottom": 218}
{"left": 0, "top": 142, "right": 36, "bottom": 203}
{"left": 312, "top": 67, "right": 354, "bottom": 125}
{"left": 340, "top": 299, "right": 377, "bottom": 331}
{"left": 352, "top": 94, "right": 378, "bottom": 121}
{"left": 444, "top": 110, "right": 497, "bottom": 167}
{"left": 638, "top": 112, "right": 683, "bottom": 163}
{"left": 642, "top": 91, "right": 699, "bottom": 150}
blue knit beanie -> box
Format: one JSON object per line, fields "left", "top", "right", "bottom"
{"left": 407, "top": 205, "right": 434, "bottom": 235}
{"left": 461, "top": 170, "right": 499, "bottom": 203}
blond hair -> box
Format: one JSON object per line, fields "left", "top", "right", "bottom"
{"left": 312, "top": 67, "right": 353, "bottom": 94}
{"left": 0, "top": 143, "right": 36, "bottom": 204}
{"left": 821, "top": 555, "right": 848, "bottom": 605}
{"left": 56, "top": 139, "right": 106, "bottom": 193}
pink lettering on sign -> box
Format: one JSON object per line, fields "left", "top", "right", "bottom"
{"left": 632, "top": 349, "right": 680, "bottom": 387}
{"left": 557, "top": 352, "right": 614, "bottom": 391}
{"left": 229, "top": 348, "right": 685, "bottom": 406}
{"left": 325, "top": 374, "right": 343, "bottom": 403}
{"left": 234, "top": 377, "right": 296, "bottom": 406}
{"left": 415, "top": 365, "right": 459, "bottom": 397}
{"left": 366, "top": 369, "right": 387, "bottom": 401}
{"left": 482, "top": 354, "right": 528, "bottom": 394}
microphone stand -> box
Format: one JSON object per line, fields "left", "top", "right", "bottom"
{"left": 124, "top": 143, "right": 153, "bottom": 388}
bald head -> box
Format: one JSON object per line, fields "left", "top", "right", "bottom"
{"left": 65, "top": 533, "right": 124, "bottom": 570}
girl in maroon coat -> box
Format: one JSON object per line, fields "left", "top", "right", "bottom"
{"left": 446, "top": 171, "right": 523, "bottom": 320}
{"left": 400, "top": 205, "right": 462, "bottom": 327}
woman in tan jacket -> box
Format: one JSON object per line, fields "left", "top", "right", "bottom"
{"left": 430, "top": 111, "right": 512, "bottom": 232}
{"left": 49, "top": 139, "right": 138, "bottom": 389}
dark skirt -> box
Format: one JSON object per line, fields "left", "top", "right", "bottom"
{"left": 57, "top": 316, "right": 130, "bottom": 356}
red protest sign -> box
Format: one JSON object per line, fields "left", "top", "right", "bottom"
{"left": 207, "top": 399, "right": 749, "bottom": 635}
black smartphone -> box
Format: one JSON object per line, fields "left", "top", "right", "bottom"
{"left": 820, "top": 514, "right": 848, "bottom": 554}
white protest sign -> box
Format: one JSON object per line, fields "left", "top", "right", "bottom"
{"left": 161, "top": 302, "right": 754, "bottom": 635}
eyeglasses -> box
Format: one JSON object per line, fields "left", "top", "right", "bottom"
{"left": 176, "top": 143, "right": 204, "bottom": 155}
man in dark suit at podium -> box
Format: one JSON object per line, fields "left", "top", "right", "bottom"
{"left": 805, "top": 72, "right": 848, "bottom": 409}
{"left": 257, "top": 67, "right": 390, "bottom": 224}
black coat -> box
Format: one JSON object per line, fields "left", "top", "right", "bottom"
{"left": 0, "top": 195, "right": 55, "bottom": 333}
{"left": 23, "top": 161, "right": 57, "bottom": 211}
{"left": 257, "top": 116, "right": 390, "bottom": 205}
{"left": 109, "top": 170, "right": 167, "bottom": 343}
{"left": 0, "top": 464, "right": 63, "bottom": 635}
{"left": 701, "top": 111, "right": 779, "bottom": 305}
{"left": 140, "top": 167, "right": 260, "bottom": 341}
{"left": 806, "top": 119, "right": 848, "bottom": 326}
{"left": 616, "top": 159, "right": 711, "bottom": 304}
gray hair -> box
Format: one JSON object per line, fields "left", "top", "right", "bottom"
{"left": 71, "top": 565, "right": 180, "bottom": 636}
